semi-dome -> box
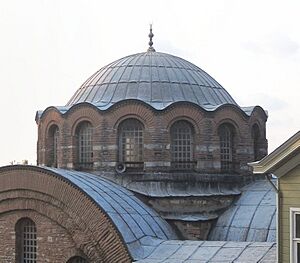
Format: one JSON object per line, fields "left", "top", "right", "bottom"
{"left": 67, "top": 51, "right": 238, "bottom": 110}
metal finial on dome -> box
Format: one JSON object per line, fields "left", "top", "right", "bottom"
{"left": 147, "top": 24, "right": 156, "bottom": 52}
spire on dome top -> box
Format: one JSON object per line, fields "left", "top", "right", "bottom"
{"left": 147, "top": 24, "right": 156, "bottom": 52}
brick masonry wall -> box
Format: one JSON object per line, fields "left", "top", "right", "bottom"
{"left": 0, "top": 211, "right": 80, "bottom": 263}
{"left": 171, "top": 220, "right": 213, "bottom": 240}
{"left": 37, "top": 101, "right": 268, "bottom": 174}
{"left": 0, "top": 167, "right": 131, "bottom": 263}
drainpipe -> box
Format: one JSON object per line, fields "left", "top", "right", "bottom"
{"left": 265, "top": 173, "right": 278, "bottom": 193}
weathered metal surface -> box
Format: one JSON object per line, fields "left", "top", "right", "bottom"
{"left": 42, "top": 167, "right": 177, "bottom": 260}
{"left": 209, "top": 180, "right": 276, "bottom": 242}
{"left": 135, "top": 241, "right": 276, "bottom": 262}
{"left": 67, "top": 52, "right": 237, "bottom": 110}
{"left": 125, "top": 180, "right": 241, "bottom": 197}
{"left": 35, "top": 51, "right": 266, "bottom": 120}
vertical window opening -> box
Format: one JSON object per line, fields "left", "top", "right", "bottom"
{"left": 48, "top": 125, "right": 59, "bottom": 167}
{"left": 118, "top": 119, "right": 143, "bottom": 170}
{"left": 171, "top": 120, "right": 194, "bottom": 170}
{"left": 76, "top": 122, "right": 93, "bottom": 170}
{"left": 219, "top": 124, "right": 234, "bottom": 172}
{"left": 15, "top": 218, "right": 37, "bottom": 263}
{"left": 252, "top": 124, "right": 260, "bottom": 161}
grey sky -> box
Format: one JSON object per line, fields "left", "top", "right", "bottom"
{"left": 0, "top": 0, "right": 299, "bottom": 165}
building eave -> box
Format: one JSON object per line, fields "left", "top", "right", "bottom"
{"left": 249, "top": 131, "right": 300, "bottom": 176}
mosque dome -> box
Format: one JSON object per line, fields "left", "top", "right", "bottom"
{"left": 66, "top": 51, "right": 238, "bottom": 110}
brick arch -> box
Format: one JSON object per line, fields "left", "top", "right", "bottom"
{"left": 249, "top": 112, "right": 267, "bottom": 139}
{"left": 213, "top": 107, "right": 248, "bottom": 138}
{"left": 162, "top": 104, "right": 204, "bottom": 134}
{"left": 113, "top": 114, "right": 146, "bottom": 130}
{"left": 65, "top": 105, "right": 101, "bottom": 135}
{"left": 43, "top": 122, "right": 60, "bottom": 167}
{"left": 39, "top": 111, "right": 63, "bottom": 145}
{"left": 45, "top": 121, "right": 60, "bottom": 136}
{"left": 213, "top": 106, "right": 249, "bottom": 125}
{"left": 0, "top": 166, "right": 131, "bottom": 263}
{"left": 70, "top": 116, "right": 99, "bottom": 137}
{"left": 166, "top": 116, "right": 199, "bottom": 134}
{"left": 1, "top": 199, "right": 107, "bottom": 262}
{"left": 108, "top": 102, "right": 156, "bottom": 129}
{"left": 40, "top": 111, "right": 64, "bottom": 135}
{"left": 0, "top": 198, "right": 99, "bottom": 262}
{"left": 38, "top": 107, "right": 63, "bottom": 125}
{"left": 249, "top": 106, "right": 268, "bottom": 121}
{"left": 216, "top": 118, "right": 239, "bottom": 134}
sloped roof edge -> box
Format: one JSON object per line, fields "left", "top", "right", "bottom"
{"left": 249, "top": 131, "right": 300, "bottom": 175}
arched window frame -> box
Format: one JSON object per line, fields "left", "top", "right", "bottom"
{"left": 252, "top": 124, "right": 260, "bottom": 161}
{"left": 67, "top": 256, "right": 88, "bottom": 263}
{"left": 76, "top": 121, "right": 93, "bottom": 170}
{"left": 219, "top": 124, "right": 235, "bottom": 172}
{"left": 15, "top": 218, "right": 37, "bottom": 263}
{"left": 118, "top": 118, "right": 144, "bottom": 170}
{"left": 48, "top": 125, "right": 59, "bottom": 167}
{"left": 170, "top": 120, "right": 195, "bottom": 170}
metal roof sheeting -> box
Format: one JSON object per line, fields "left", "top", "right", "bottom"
{"left": 125, "top": 180, "right": 241, "bottom": 197}
{"left": 66, "top": 52, "right": 237, "bottom": 110}
{"left": 42, "top": 167, "right": 177, "bottom": 260}
{"left": 209, "top": 180, "right": 276, "bottom": 242}
{"left": 135, "top": 241, "right": 276, "bottom": 262}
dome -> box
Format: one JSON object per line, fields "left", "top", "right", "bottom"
{"left": 67, "top": 51, "right": 238, "bottom": 110}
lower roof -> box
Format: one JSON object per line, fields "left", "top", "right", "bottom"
{"left": 209, "top": 180, "right": 276, "bottom": 242}
{"left": 135, "top": 240, "right": 276, "bottom": 262}
{"left": 5, "top": 165, "right": 177, "bottom": 261}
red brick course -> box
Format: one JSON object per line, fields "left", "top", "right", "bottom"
{"left": 37, "top": 101, "right": 268, "bottom": 173}
{"left": 0, "top": 166, "right": 131, "bottom": 263}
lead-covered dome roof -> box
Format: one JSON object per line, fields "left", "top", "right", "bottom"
{"left": 67, "top": 51, "right": 238, "bottom": 110}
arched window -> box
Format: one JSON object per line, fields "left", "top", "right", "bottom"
{"left": 118, "top": 119, "right": 143, "bottom": 169}
{"left": 15, "top": 218, "right": 37, "bottom": 263}
{"left": 252, "top": 124, "right": 260, "bottom": 161}
{"left": 67, "top": 256, "right": 88, "bottom": 263}
{"left": 219, "top": 124, "right": 235, "bottom": 172}
{"left": 171, "top": 120, "right": 194, "bottom": 169}
{"left": 48, "top": 125, "right": 59, "bottom": 167}
{"left": 76, "top": 122, "right": 93, "bottom": 169}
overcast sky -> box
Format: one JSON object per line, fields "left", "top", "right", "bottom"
{"left": 0, "top": 0, "right": 299, "bottom": 165}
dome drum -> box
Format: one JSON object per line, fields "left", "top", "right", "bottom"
{"left": 36, "top": 47, "right": 268, "bottom": 242}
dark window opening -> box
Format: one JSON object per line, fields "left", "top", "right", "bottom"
{"left": 76, "top": 122, "right": 93, "bottom": 170}
{"left": 252, "top": 124, "right": 260, "bottom": 161}
{"left": 48, "top": 125, "right": 59, "bottom": 167}
{"left": 118, "top": 119, "right": 144, "bottom": 170}
{"left": 171, "top": 120, "right": 195, "bottom": 170}
{"left": 15, "top": 218, "right": 37, "bottom": 263}
{"left": 219, "top": 124, "right": 235, "bottom": 172}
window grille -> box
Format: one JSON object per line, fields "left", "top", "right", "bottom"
{"left": 119, "top": 119, "right": 143, "bottom": 169}
{"left": 67, "top": 256, "right": 88, "bottom": 263}
{"left": 16, "top": 218, "right": 37, "bottom": 263}
{"left": 171, "top": 121, "right": 194, "bottom": 169}
{"left": 219, "top": 125, "right": 234, "bottom": 172}
{"left": 77, "top": 122, "right": 93, "bottom": 169}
